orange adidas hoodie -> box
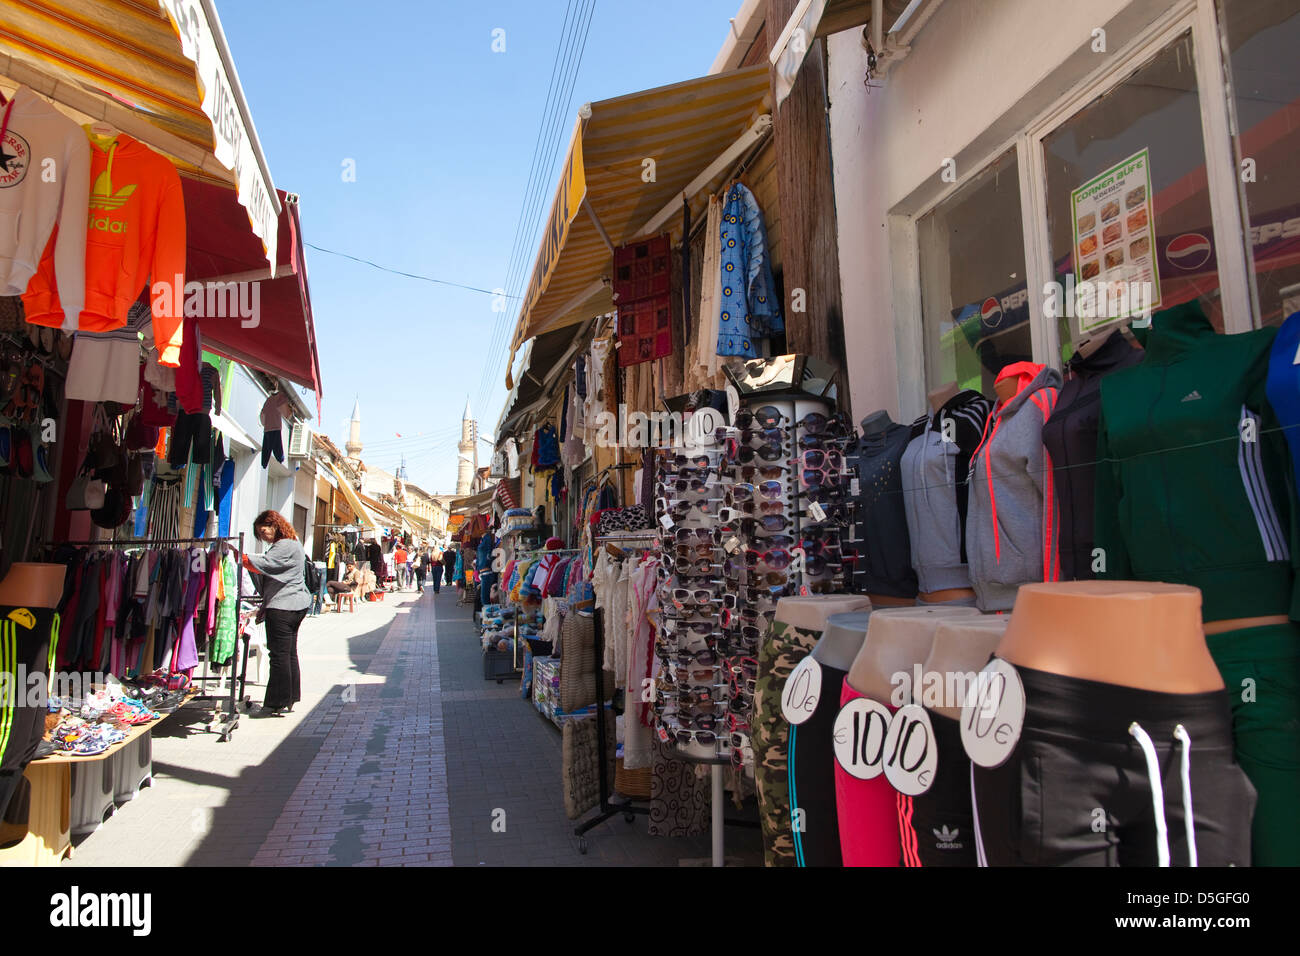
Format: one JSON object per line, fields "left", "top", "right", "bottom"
{"left": 22, "top": 130, "right": 186, "bottom": 366}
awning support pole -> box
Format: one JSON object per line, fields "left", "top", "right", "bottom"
{"left": 635, "top": 114, "right": 773, "bottom": 239}
{"left": 583, "top": 198, "right": 616, "bottom": 254}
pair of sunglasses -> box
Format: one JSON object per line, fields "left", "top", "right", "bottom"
{"left": 796, "top": 411, "right": 853, "bottom": 437}
{"left": 728, "top": 481, "right": 787, "bottom": 502}
{"left": 735, "top": 406, "right": 789, "bottom": 429}
{"left": 722, "top": 514, "right": 794, "bottom": 533}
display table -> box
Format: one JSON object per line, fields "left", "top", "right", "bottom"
{"left": 0, "top": 718, "right": 160, "bottom": 867}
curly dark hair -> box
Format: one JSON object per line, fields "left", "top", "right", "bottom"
{"left": 253, "top": 510, "right": 298, "bottom": 541}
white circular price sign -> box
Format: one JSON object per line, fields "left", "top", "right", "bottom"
{"left": 882, "top": 704, "right": 937, "bottom": 796}
{"left": 832, "top": 697, "right": 892, "bottom": 780}
{"left": 960, "top": 658, "right": 1026, "bottom": 768}
{"left": 780, "top": 655, "right": 822, "bottom": 725}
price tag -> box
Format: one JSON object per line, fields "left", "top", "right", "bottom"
{"left": 960, "top": 658, "right": 1026, "bottom": 768}
{"left": 833, "top": 697, "right": 892, "bottom": 780}
{"left": 660, "top": 512, "right": 674, "bottom": 531}
{"left": 723, "top": 535, "right": 743, "bottom": 554}
{"left": 882, "top": 704, "right": 937, "bottom": 795}
{"left": 781, "top": 655, "right": 822, "bottom": 725}
{"left": 808, "top": 500, "right": 827, "bottom": 523}
{"left": 850, "top": 477, "right": 861, "bottom": 496}
{"left": 657, "top": 725, "right": 671, "bottom": 743}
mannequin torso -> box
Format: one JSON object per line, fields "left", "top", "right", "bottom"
{"left": 848, "top": 605, "right": 981, "bottom": 702}
{"left": 922, "top": 616, "right": 1009, "bottom": 719}
{"left": 996, "top": 581, "right": 1224, "bottom": 692}
{"left": 0, "top": 563, "right": 65, "bottom": 609}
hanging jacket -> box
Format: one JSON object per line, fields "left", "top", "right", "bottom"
{"left": 0, "top": 87, "right": 91, "bottom": 314}
{"left": 1042, "top": 330, "right": 1144, "bottom": 581}
{"left": 966, "top": 363, "right": 1062, "bottom": 611}
{"left": 716, "top": 182, "right": 783, "bottom": 358}
{"left": 534, "top": 424, "right": 560, "bottom": 468}
{"left": 23, "top": 130, "right": 186, "bottom": 365}
{"left": 1097, "top": 300, "right": 1298, "bottom": 622}
{"left": 848, "top": 415, "right": 925, "bottom": 598}
{"left": 900, "top": 391, "right": 994, "bottom": 593}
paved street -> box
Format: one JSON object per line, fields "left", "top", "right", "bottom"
{"left": 64, "top": 587, "right": 759, "bottom": 867}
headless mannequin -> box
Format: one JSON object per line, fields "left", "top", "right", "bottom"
{"left": 0, "top": 563, "right": 64, "bottom": 609}
{"left": 813, "top": 611, "right": 871, "bottom": 671}
{"left": 997, "top": 581, "right": 1223, "bottom": 693}
{"left": 916, "top": 385, "right": 978, "bottom": 606}
{"left": 858, "top": 410, "right": 914, "bottom": 607}
{"left": 848, "top": 605, "right": 981, "bottom": 702}
{"left": 922, "top": 617, "right": 1009, "bottom": 719}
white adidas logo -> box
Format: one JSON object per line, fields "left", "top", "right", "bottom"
{"left": 1181, "top": 390, "right": 1203, "bottom": 402}
{"left": 933, "top": 825, "right": 963, "bottom": 850}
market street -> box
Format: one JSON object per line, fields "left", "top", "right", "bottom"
{"left": 65, "top": 588, "right": 744, "bottom": 867}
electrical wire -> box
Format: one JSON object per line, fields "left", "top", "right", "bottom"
{"left": 304, "top": 243, "right": 519, "bottom": 299}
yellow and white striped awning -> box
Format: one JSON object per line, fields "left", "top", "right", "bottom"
{"left": 505, "top": 66, "right": 772, "bottom": 383}
{"left": 0, "top": 0, "right": 281, "bottom": 271}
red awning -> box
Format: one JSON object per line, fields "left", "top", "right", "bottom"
{"left": 181, "top": 176, "right": 322, "bottom": 411}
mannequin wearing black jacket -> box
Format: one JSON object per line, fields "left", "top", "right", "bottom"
{"left": 1042, "top": 329, "right": 1143, "bottom": 580}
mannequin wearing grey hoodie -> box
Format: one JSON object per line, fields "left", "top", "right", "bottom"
{"left": 966, "top": 362, "right": 1063, "bottom": 612}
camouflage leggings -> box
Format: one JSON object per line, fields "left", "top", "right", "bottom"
{"left": 752, "top": 619, "right": 821, "bottom": 866}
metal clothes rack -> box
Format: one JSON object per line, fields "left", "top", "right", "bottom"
{"left": 575, "top": 530, "right": 659, "bottom": 853}
{"left": 55, "top": 533, "right": 247, "bottom": 741}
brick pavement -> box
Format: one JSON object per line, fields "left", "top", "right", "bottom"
{"left": 64, "top": 585, "right": 761, "bottom": 866}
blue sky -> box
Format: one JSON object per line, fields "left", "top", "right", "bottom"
{"left": 216, "top": 0, "right": 741, "bottom": 493}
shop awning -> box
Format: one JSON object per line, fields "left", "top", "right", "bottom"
{"left": 497, "top": 323, "right": 594, "bottom": 438}
{"left": 0, "top": 0, "right": 281, "bottom": 271}
{"left": 494, "top": 478, "right": 521, "bottom": 510}
{"left": 450, "top": 488, "right": 496, "bottom": 516}
{"left": 327, "top": 463, "right": 375, "bottom": 529}
{"left": 183, "top": 177, "right": 322, "bottom": 406}
{"left": 505, "top": 66, "right": 773, "bottom": 382}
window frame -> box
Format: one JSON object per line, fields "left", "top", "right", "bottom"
{"left": 896, "top": 0, "right": 1254, "bottom": 414}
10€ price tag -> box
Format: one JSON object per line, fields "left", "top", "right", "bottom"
{"left": 781, "top": 655, "right": 822, "bottom": 725}
{"left": 882, "top": 704, "right": 937, "bottom": 795}
{"left": 960, "top": 658, "right": 1026, "bottom": 768}
{"left": 832, "top": 697, "right": 892, "bottom": 780}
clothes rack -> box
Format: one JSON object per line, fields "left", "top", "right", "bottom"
{"left": 505, "top": 546, "right": 584, "bottom": 671}
{"left": 574, "top": 531, "right": 659, "bottom": 853}
{"left": 52, "top": 533, "right": 247, "bottom": 741}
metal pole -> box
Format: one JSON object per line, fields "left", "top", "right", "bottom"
{"left": 712, "top": 764, "right": 725, "bottom": 867}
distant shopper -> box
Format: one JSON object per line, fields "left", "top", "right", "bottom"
{"left": 443, "top": 547, "right": 457, "bottom": 587}
{"left": 431, "top": 547, "right": 443, "bottom": 594}
{"left": 394, "top": 542, "right": 409, "bottom": 590}
{"left": 412, "top": 548, "right": 425, "bottom": 593}
{"left": 242, "top": 510, "right": 311, "bottom": 717}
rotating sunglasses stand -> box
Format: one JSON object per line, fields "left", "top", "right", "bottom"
{"left": 652, "top": 397, "right": 854, "bottom": 768}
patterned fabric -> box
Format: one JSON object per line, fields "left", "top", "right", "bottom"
{"left": 717, "top": 183, "right": 783, "bottom": 358}
{"left": 212, "top": 553, "right": 237, "bottom": 665}
{"left": 592, "top": 505, "right": 650, "bottom": 538}
{"left": 752, "top": 619, "right": 821, "bottom": 867}
{"left": 648, "top": 740, "right": 710, "bottom": 837}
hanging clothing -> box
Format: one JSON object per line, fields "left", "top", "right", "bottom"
{"left": 695, "top": 194, "right": 724, "bottom": 380}
{"left": 716, "top": 183, "right": 783, "bottom": 358}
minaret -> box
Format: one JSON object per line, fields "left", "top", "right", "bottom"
{"left": 456, "top": 397, "right": 475, "bottom": 496}
{"left": 345, "top": 397, "right": 363, "bottom": 460}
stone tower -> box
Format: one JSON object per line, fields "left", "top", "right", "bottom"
{"left": 456, "top": 398, "right": 476, "bottom": 496}
{"left": 345, "top": 397, "right": 363, "bottom": 459}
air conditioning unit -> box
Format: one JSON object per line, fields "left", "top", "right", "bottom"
{"left": 288, "top": 422, "right": 312, "bottom": 457}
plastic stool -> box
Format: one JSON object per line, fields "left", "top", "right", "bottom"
{"left": 71, "top": 759, "right": 116, "bottom": 837}
{"left": 112, "top": 733, "right": 153, "bottom": 804}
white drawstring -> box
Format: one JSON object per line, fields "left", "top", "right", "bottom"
{"left": 1129, "top": 721, "right": 1171, "bottom": 867}
{"left": 1173, "top": 724, "right": 1198, "bottom": 867}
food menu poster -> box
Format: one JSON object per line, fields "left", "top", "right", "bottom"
{"left": 1069, "top": 147, "right": 1162, "bottom": 333}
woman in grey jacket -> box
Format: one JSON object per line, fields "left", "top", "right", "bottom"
{"left": 243, "top": 510, "right": 312, "bottom": 716}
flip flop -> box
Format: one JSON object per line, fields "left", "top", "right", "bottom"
{"left": 11, "top": 427, "right": 31, "bottom": 478}
{"left": 30, "top": 428, "right": 53, "bottom": 483}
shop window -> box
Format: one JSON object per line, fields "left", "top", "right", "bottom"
{"left": 1043, "top": 32, "right": 1221, "bottom": 359}
{"left": 1219, "top": 0, "right": 1300, "bottom": 326}
{"left": 918, "top": 148, "right": 1029, "bottom": 397}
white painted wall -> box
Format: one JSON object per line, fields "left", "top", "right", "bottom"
{"left": 827, "top": 0, "right": 1178, "bottom": 420}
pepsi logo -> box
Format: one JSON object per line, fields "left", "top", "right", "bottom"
{"left": 1166, "top": 233, "right": 1212, "bottom": 271}
{"left": 980, "top": 296, "right": 1003, "bottom": 329}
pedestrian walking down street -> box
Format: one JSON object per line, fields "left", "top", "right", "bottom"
{"left": 394, "top": 542, "right": 409, "bottom": 590}
{"left": 412, "top": 548, "right": 425, "bottom": 593}
{"left": 431, "top": 546, "right": 443, "bottom": 594}
{"left": 442, "top": 546, "right": 456, "bottom": 588}
{"left": 242, "top": 510, "right": 311, "bottom": 717}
